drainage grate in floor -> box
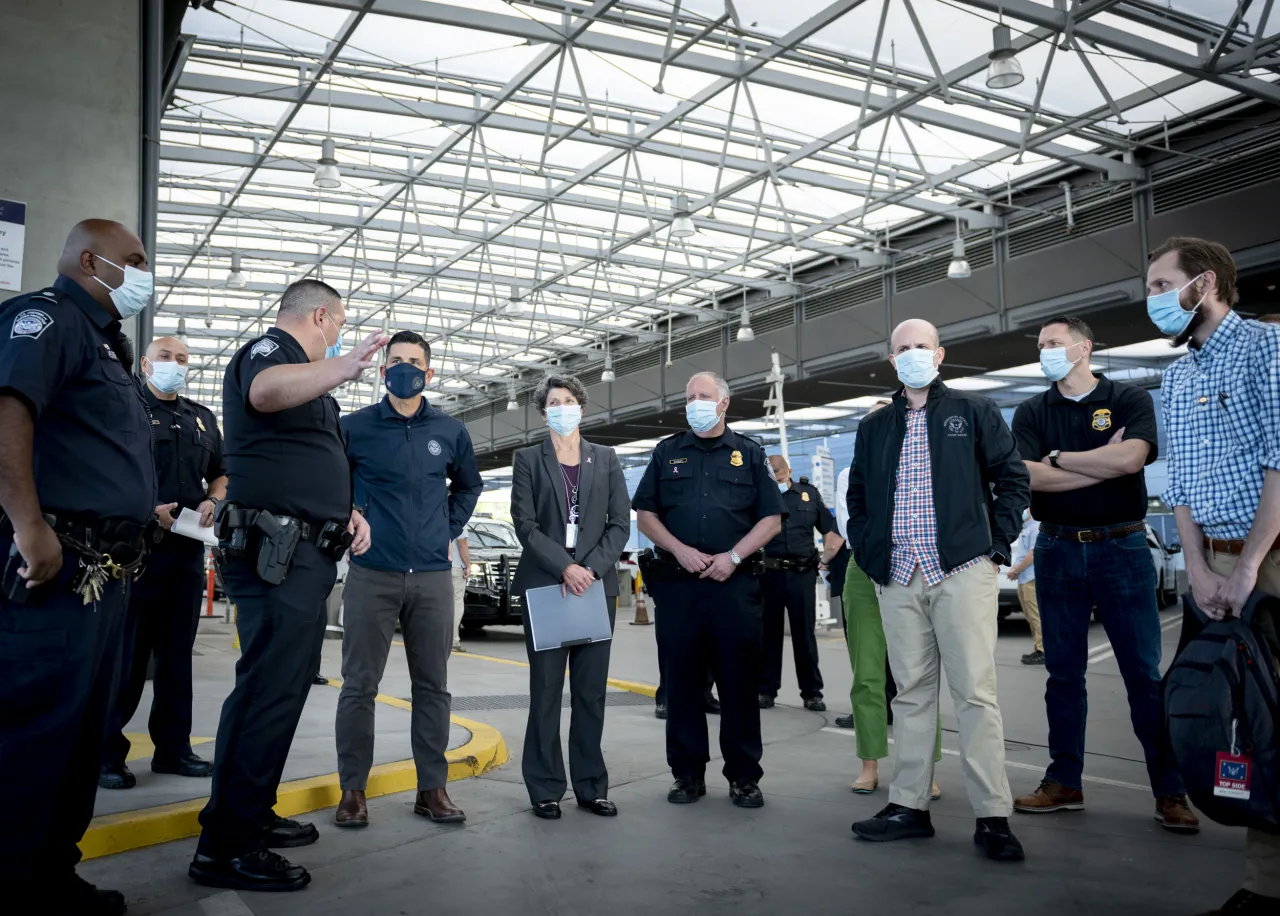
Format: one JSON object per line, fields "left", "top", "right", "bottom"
{"left": 447, "top": 692, "right": 656, "bottom": 712}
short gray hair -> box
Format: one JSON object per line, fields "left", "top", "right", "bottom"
{"left": 688, "top": 370, "right": 730, "bottom": 399}
{"left": 532, "top": 373, "right": 589, "bottom": 413}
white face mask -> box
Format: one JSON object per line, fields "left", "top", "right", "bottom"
{"left": 147, "top": 359, "right": 187, "bottom": 394}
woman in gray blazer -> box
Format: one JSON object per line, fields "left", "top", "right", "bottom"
{"left": 510, "top": 373, "right": 631, "bottom": 820}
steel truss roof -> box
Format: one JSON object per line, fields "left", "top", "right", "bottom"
{"left": 155, "top": 0, "right": 1280, "bottom": 413}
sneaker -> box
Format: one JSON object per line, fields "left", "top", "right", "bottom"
{"left": 834, "top": 714, "right": 856, "bottom": 729}
{"left": 1014, "top": 778, "right": 1084, "bottom": 813}
{"left": 1021, "top": 649, "right": 1045, "bottom": 665}
{"left": 654, "top": 703, "right": 667, "bottom": 720}
{"left": 803, "top": 697, "right": 827, "bottom": 712}
{"left": 1155, "top": 794, "right": 1200, "bottom": 833}
{"left": 852, "top": 803, "right": 935, "bottom": 842}
{"left": 974, "top": 817, "right": 1025, "bottom": 861}
{"left": 1198, "top": 889, "right": 1280, "bottom": 915}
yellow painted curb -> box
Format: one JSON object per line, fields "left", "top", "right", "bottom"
{"left": 79, "top": 711, "right": 507, "bottom": 862}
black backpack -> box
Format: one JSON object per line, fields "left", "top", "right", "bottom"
{"left": 1164, "top": 590, "right": 1280, "bottom": 833}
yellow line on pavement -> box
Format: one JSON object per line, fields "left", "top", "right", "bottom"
{"left": 445, "top": 644, "right": 659, "bottom": 698}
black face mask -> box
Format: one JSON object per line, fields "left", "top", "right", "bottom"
{"left": 385, "top": 362, "right": 426, "bottom": 399}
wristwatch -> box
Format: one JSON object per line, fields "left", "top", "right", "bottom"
{"left": 728, "top": 549, "right": 742, "bottom": 567}
{"left": 1048, "top": 449, "right": 1062, "bottom": 469}
{"left": 584, "top": 566, "right": 598, "bottom": 580}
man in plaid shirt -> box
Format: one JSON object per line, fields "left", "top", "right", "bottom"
{"left": 1151, "top": 238, "right": 1280, "bottom": 916}
{"left": 847, "top": 319, "right": 1030, "bottom": 862}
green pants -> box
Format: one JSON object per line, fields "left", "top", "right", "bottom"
{"left": 843, "top": 561, "right": 942, "bottom": 763}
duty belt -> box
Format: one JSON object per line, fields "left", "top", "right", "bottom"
{"left": 637, "top": 547, "right": 767, "bottom": 581}
{"left": 1039, "top": 521, "right": 1145, "bottom": 544}
{"left": 762, "top": 555, "right": 819, "bottom": 572}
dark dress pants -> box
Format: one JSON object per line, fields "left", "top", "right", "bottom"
{"left": 760, "top": 567, "right": 824, "bottom": 700}
{"left": 522, "top": 598, "right": 616, "bottom": 804}
{"left": 196, "top": 541, "right": 334, "bottom": 858}
{"left": 0, "top": 542, "right": 128, "bottom": 880}
{"left": 105, "top": 535, "right": 205, "bottom": 767}
{"left": 653, "top": 574, "right": 764, "bottom": 783}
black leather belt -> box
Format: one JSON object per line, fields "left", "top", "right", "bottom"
{"left": 762, "top": 556, "right": 818, "bottom": 572}
{"left": 1040, "top": 521, "right": 1145, "bottom": 544}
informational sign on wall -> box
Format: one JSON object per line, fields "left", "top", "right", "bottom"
{"left": 0, "top": 200, "right": 27, "bottom": 292}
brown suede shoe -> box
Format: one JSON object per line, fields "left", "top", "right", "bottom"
{"left": 1155, "top": 794, "right": 1200, "bottom": 833}
{"left": 1014, "top": 779, "right": 1085, "bottom": 813}
{"left": 414, "top": 788, "right": 465, "bottom": 823}
{"left": 334, "top": 790, "right": 368, "bottom": 829}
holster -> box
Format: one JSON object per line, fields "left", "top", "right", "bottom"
{"left": 253, "top": 511, "right": 300, "bottom": 586}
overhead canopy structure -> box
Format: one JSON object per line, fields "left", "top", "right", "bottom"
{"left": 155, "top": 0, "right": 1280, "bottom": 413}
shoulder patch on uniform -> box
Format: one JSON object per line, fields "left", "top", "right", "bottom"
{"left": 251, "top": 339, "right": 279, "bottom": 359}
{"left": 10, "top": 308, "right": 53, "bottom": 340}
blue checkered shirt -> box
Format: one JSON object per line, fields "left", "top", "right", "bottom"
{"left": 890, "top": 407, "right": 982, "bottom": 586}
{"left": 1161, "top": 311, "right": 1280, "bottom": 539}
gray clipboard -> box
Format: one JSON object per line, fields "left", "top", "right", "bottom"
{"left": 525, "top": 579, "right": 612, "bottom": 652}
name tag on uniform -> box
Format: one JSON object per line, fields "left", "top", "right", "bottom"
{"left": 565, "top": 524, "right": 579, "bottom": 549}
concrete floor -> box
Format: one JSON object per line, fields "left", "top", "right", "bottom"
{"left": 79, "top": 601, "right": 1245, "bottom": 916}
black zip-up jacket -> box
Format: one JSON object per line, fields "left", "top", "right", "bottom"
{"left": 846, "top": 378, "right": 1030, "bottom": 586}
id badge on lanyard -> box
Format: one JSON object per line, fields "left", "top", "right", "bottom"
{"left": 1214, "top": 719, "right": 1252, "bottom": 800}
{"left": 565, "top": 523, "right": 578, "bottom": 549}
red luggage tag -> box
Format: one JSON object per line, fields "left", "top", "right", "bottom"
{"left": 1214, "top": 720, "right": 1251, "bottom": 800}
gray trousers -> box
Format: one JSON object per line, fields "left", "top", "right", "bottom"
{"left": 336, "top": 565, "right": 453, "bottom": 791}
{"left": 522, "top": 598, "right": 616, "bottom": 804}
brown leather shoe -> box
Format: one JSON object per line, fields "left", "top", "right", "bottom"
{"left": 414, "top": 788, "right": 465, "bottom": 823}
{"left": 1014, "top": 778, "right": 1085, "bottom": 813}
{"left": 1155, "top": 794, "right": 1200, "bottom": 833}
{"left": 334, "top": 790, "right": 368, "bottom": 828}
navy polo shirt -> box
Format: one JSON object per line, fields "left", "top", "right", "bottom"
{"left": 632, "top": 426, "right": 783, "bottom": 555}
{"left": 0, "top": 275, "right": 156, "bottom": 524}
{"left": 222, "top": 327, "right": 351, "bottom": 522}
{"left": 144, "top": 384, "right": 225, "bottom": 511}
{"left": 342, "top": 395, "right": 483, "bottom": 573}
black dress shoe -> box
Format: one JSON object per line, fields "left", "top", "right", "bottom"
{"left": 729, "top": 781, "right": 764, "bottom": 808}
{"left": 852, "top": 803, "right": 935, "bottom": 842}
{"left": 803, "top": 697, "right": 827, "bottom": 712}
{"left": 533, "top": 801, "right": 562, "bottom": 819}
{"left": 703, "top": 695, "right": 722, "bottom": 715}
{"left": 1202, "top": 889, "right": 1280, "bottom": 914}
{"left": 189, "top": 849, "right": 310, "bottom": 892}
{"left": 263, "top": 813, "right": 319, "bottom": 849}
{"left": 654, "top": 703, "right": 667, "bottom": 720}
{"left": 667, "top": 777, "right": 706, "bottom": 804}
{"left": 974, "top": 817, "right": 1025, "bottom": 861}
{"left": 312, "top": 672, "right": 329, "bottom": 686}
{"left": 834, "top": 714, "right": 856, "bottom": 728}
{"left": 577, "top": 797, "right": 618, "bottom": 816}
{"left": 758, "top": 694, "right": 775, "bottom": 709}
{"left": 152, "top": 752, "right": 213, "bottom": 778}
{"left": 98, "top": 764, "right": 135, "bottom": 790}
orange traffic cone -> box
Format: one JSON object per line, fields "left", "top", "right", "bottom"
{"left": 631, "top": 588, "right": 652, "bottom": 626}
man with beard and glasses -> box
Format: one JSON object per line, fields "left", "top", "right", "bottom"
{"left": 1148, "top": 237, "right": 1280, "bottom": 916}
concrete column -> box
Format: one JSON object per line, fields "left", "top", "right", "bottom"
{"left": 0, "top": 0, "right": 142, "bottom": 340}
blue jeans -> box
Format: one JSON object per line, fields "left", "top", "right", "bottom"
{"left": 1035, "top": 527, "right": 1185, "bottom": 797}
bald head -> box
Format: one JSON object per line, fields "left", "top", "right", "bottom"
{"left": 767, "top": 454, "right": 790, "bottom": 484}
{"left": 891, "top": 319, "right": 940, "bottom": 353}
{"left": 56, "top": 219, "right": 149, "bottom": 314}
{"left": 146, "top": 336, "right": 189, "bottom": 364}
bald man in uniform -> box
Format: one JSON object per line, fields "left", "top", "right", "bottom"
{"left": 101, "top": 336, "right": 227, "bottom": 789}
{"left": 0, "top": 219, "right": 157, "bottom": 914}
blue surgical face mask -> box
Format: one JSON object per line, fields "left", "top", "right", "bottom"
{"left": 545, "top": 404, "right": 582, "bottom": 437}
{"left": 385, "top": 362, "right": 426, "bottom": 399}
{"left": 1039, "top": 341, "right": 1084, "bottom": 382}
{"left": 317, "top": 312, "right": 344, "bottom": 360}
{"left": 147, "top": 359, "right": 186, "bottom": 394}
{"left": 686, "top": 398, "right": 722, "bottom": 433}
{"left": 91, "top": 253, "right": 154, "bottom": 319}
{"left": 893, "top": 348, "right": 938, "bottom": 390}
{"left": 1147, "top": 273, "right": 1206, "bottom": 337}
{"left": 777, "top": 481, "right": 789, "bottom": 494}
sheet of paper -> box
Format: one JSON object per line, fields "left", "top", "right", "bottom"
{"left": 172, "top": 507, "right": 219, "bottom": 548}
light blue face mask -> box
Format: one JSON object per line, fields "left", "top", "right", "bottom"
{"left": 686, "top": 398, "right": 721, "bottom": 433}
{"left": 91, "top": 253, "right": 154, "bottom": 319}
{"left": 546, "top": 404, "right": 582, "bottom": 437}
{"left": 1147, "top": 273, "right": 1206, "bottom": 337}
{"left": 893, "top": 348, "right": 938, "bottom": 389}
{"left": 318, "top": 312, "right": 344, "bottom": 360}
{"left": 147, "top": 359, "right": 187, "bottom": 394}
{"left": 777, "top": 481, "right": 789, "bottom": 494}
{"left": 1039, "top": 341, "right": 1084, "bottom": 382}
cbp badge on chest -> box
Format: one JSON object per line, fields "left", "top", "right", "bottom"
{"left": 801, "top": 491, "right": 810, "bottom": 502}
{"left": 196, "top": 416, "right": 206, "bottom": 433}
{"left": 1092, "top": 408, "right": 1112, "bottom": 431}
{"left": 730, "top": 450, "right": 743, "bottom": 467}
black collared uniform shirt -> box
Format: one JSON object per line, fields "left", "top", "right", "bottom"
{"left": 144, "top": 384, "right": 226, "bottom": 512}
{"left": 222, "top": 327, "right": 350, "bottom": 522}
{"left": 766, "top": 478, "right": 834, "bottom": 559}
{"left": 0, "top": 275, "right": 155, "bottom": 524}
{"left": 632, "top": 426, "right": 783, "bottom": 555}
{"left": 1011, "top": 374, "right": 1158, "bottom": 527}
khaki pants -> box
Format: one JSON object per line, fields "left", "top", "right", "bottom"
{"left": 1018, "top": 581, "right": 1043, "bottom": 653}
{"left": 1207, "top": 547, "right": 1280, "bottom": 899}
{"left": 451, "top": 566, "right": 467, "bottom": 648}
{"left": 879, "top": 561, "right": 1012, "bottom": 817}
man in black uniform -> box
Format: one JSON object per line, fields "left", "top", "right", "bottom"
{"left": 190, "top": 279, "right": 386, "bottom": 892}
{"left": 0, "top": 219, "right": 157, "bottom": 916}
{"left": 634, "top": 371, "right": 782, "bottom": 809}
{"left": 759, "top": 455, "right": 840, "bottom": 712}
{"left": 101, "top": 335, "right": 227, "bottom": 789}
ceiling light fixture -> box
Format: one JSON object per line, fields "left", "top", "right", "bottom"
{"left": 987, "top": 24, "right": 1025, "bottom": 90}
{"left": 737, "top": 289, "right": 755, "bottom": 342}
{"left": 226, "top": 251, "right": 247, "bottom": 289}
{"left": 506, "top": 381, "right": 519, "bottom": 412}
{"left": 176, "top": 317, "right": 188, "bottom": 338}
{"left": 601, "top": 352, "right": 616, "bottom": 383}
{"left": 948, "top": 222, "right": 971, "bottom": 280}
{"left": 671, "top": 193, "right": 696, "bottom": 239}
{"left": 314, "top": 137, "right": 341, "bottom": 189}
